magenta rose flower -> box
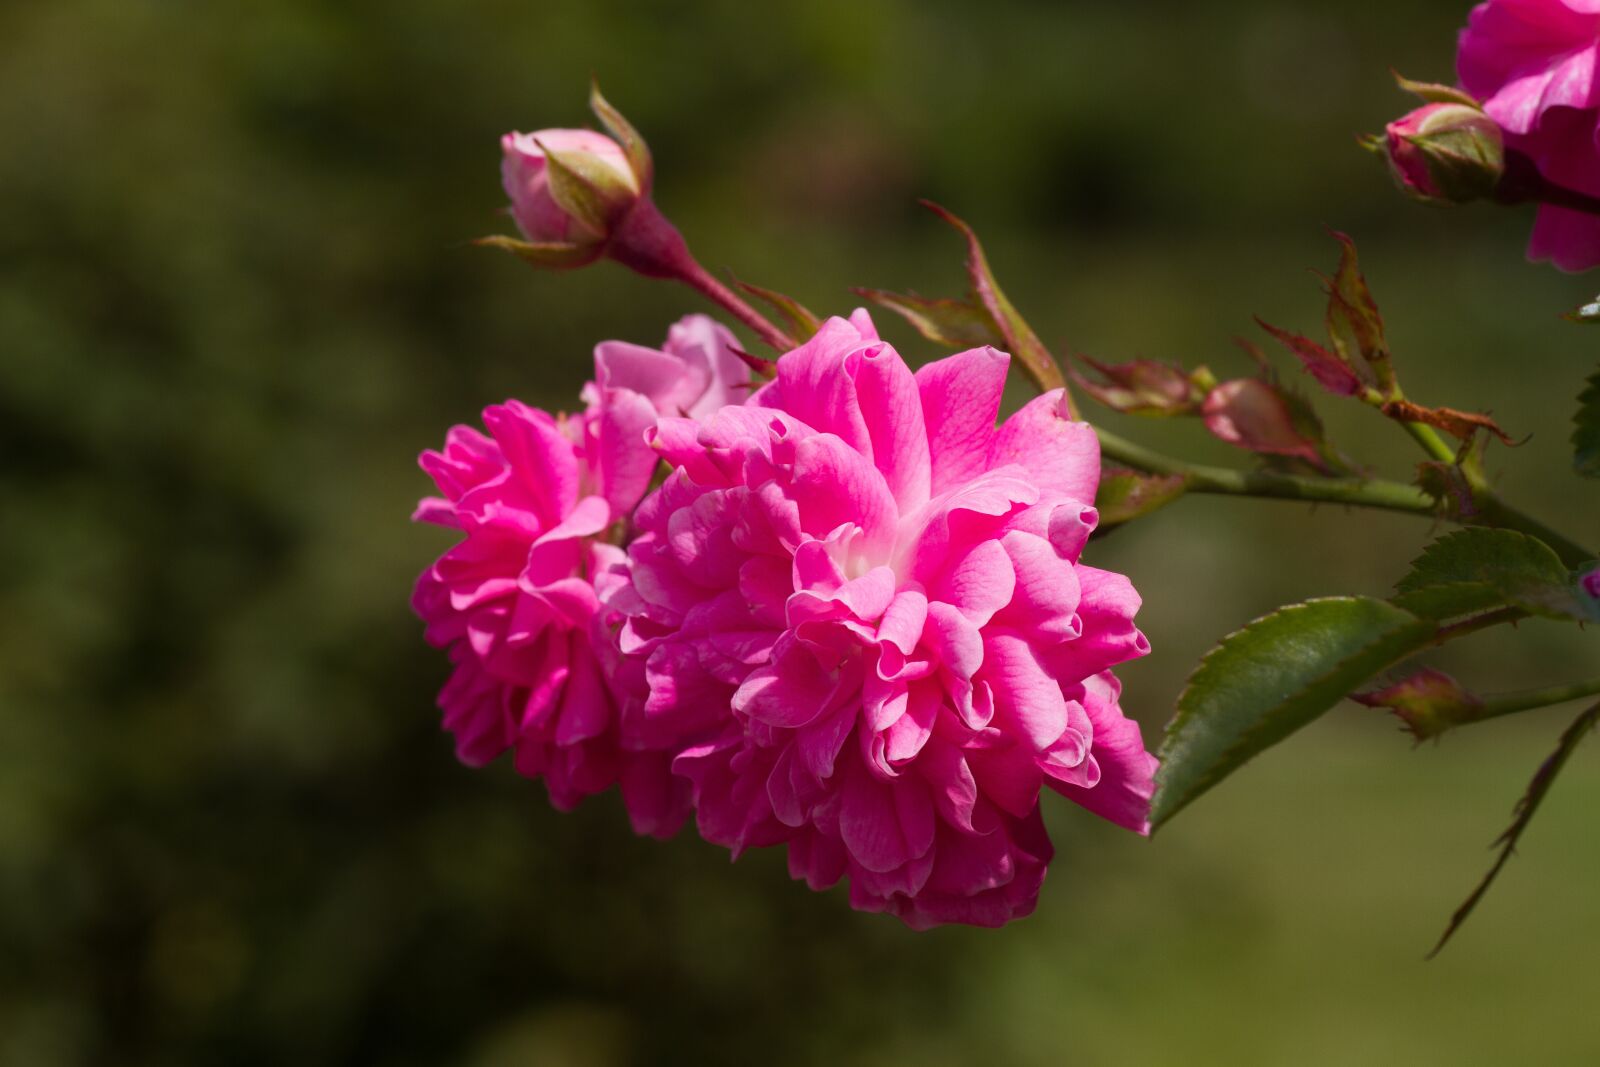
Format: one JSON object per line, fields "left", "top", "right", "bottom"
{"left": 410, "top": 315, "right": 744, "bottom": 836}
{"left": 582, "top": 314, "right": 752, "bottom": 513}
{"left": 1458, "top": 0, "right": 1600, "bottom": 270}
{"left": 603, "top": 312, "right": 1157, "bottom": 928}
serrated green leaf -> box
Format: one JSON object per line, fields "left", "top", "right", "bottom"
{"left": 1573, "top": 367, "right": 1600, "bottom": 477}
{"left": 1094, "top": 471, "right": 1189, "bottom": 527}
{"left": 851, "top": 288, "right": 1002, "bottom": 348}
{"left": 1152, "top": 597, "right": 1436, "bottom": 828}
{"left": 1393, "top": 528, "right": 1587, "bottom": 621}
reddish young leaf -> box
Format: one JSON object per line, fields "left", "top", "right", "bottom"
{"left": 1255, "top": 317, "right": 1364, "bottom": 396}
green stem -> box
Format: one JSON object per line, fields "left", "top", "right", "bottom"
{"left": 1400, "top": 420, "right": 1458, "bottom": 465}
{"left": 1095, "top": 427, "right": 1437, "bottom": 514}
{"left": 1478, "top": 676, "right": 1600, "bottom": 722}
{"left": 1424, "top": 607, "right": 1526, "bottom": 650}
{"left": 1095, "top": 426, "right": 1597, "bottom": 567}
{"left": 677, "top": 261, "right": 796, "bottom": 354}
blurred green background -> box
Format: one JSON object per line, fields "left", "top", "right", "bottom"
{"left": 4, "top": 0, "right": 1598, "bottom": 1063}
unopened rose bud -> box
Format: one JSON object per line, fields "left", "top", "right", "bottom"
{"left": 1353, "top": 668, "right": 1484, "bottom": 742}
{"left": 1201, "top": 379, "right": 1323, "bottom": 466}
{"left": 500, "top": 129, "right": 642, "bottom": 267}
{"left": 1581, "top": 566, "right": 1600, "bottom": 600}
{"left": 1383, "top": 103, "right": 1503, "bottom": 204}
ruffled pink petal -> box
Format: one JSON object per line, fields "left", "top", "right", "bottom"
{"left": 1049, "top": 672, "right": 1158, "bottom": 834}
{"left": 987, "top": 389, "right": 1100, "bottom": 504}
{"left": 915, "top": 347, "right": 1010, "bottom": 495}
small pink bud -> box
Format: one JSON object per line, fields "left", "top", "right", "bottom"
{"left": 1201, "top": 379, "right": 1322, "bottom": 465}
{"left": 1383, "top": 103, "right": 1503, "bottom": 204}
{"left": 500, "top": 128, "right": 642, "bottom": 264}
{"left": 1581, "top": 567, "right": 1600, "bottom": 600}
{"left": 1353, "top": 668, "right": 1483, "bottom": 742}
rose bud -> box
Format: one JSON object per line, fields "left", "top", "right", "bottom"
{"left": 1353, "top": 668, "right": 1484, "bottom": 742}
{"left": 1201, "top": 379, "right": 1324, "bottom": 466}
{"left": 499, "top": 128, "right": 644, "bottom": 268}
{"left": 1383, "top": 102, "right": 1504, "bottom": 204}
{"left": 1581, "top": 566, "right": 1600, "bottom": 600}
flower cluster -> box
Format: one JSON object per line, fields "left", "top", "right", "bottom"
{"left": 413, "top": 309, "right": 1158, "bottom": 927}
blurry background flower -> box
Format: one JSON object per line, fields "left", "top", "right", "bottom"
{"left": 3, "top": 1, "right": 1598, "bottom": 1065}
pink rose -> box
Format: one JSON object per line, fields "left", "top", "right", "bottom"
{"left": 602, "top": 312, "right": 1157, "bottom": 928}
{"left": 1458, "top": 0, "right": 1600, "bottom": 270}
{"left": 501, "top": 129, "right": 641, "bottom": 264}
{"left": 582, "top": 315, "right": 753, "bottom": 514}
{"left": 412, "top": 320, "right": 748, "bottom": 837}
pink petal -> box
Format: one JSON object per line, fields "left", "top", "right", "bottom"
{"left": 787, "top": 433, "right": 899, "bottom": 554}
{"left": 852, "top": 343, "right": 932, "bottom": 512}
{"left": 915, "top": 347, "right": 1010, "bottom": 494}
{"left": 1049, "top": 672, "right": 1158, "bottom": 834}
{"left": 987, "top": 389, "right": 1101, "bottom": 504}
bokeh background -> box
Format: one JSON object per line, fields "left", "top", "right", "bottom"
{"left": 4, "top": 1, "right": 1599, "bottom": 1063}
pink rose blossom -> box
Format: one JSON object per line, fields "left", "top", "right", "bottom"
{"left": 1458, "top": 0, "right": 1600, "bottom": 270}
{"left": 603, "top": 312, "right": 1157, "bottom": 928}
{"left": 583, "top": 314, "right": 752, "bottom": 514}
{"left": 411, "top": 315, "right": 743, "bottom": 837}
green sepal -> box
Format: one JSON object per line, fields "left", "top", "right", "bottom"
{"left": 538, "top": 139, "right": 637, "bottom": 238}
{"left": 473, "top": 234, "right": 600, "bottom": 270}
{"left": 851, "top": 288, "right": 1003, "bottom": 349}
{"left": 735, "top": 280, "right": 821, "bottom": 342}
{"left": 1392, "top": 71, "right": 1481, "bottom": 108}
{"left": 589, "top": 79, "right": 653, "bottom": 190}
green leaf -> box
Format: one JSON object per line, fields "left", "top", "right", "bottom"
{"left": 1573, "top": 366, "right": 1600, "bottom": 478}
{"left": 1393, "top": 528, "right": 1588, "bottom": 621}
{"left": 734, "top": 280, "right": 821, "bottom": 342}
{"left": 851, "top": 288, "right": 1002, "bottom": 348}
{"left": 1428, "top": 701, "right": 1600, "bottom": 957}
{"left": 1094, "top": 471, "right": 1189, "bottom": 528}
{"left": 1152, "top": 597, "right": 1436, "bottom": 829}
